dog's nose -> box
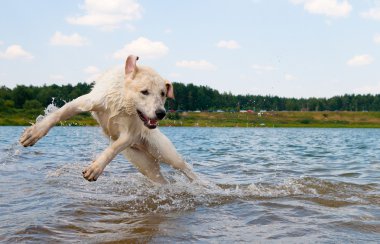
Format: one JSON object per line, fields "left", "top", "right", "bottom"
{"left": 155, "top": 109, "right": 166, "bottom": 120}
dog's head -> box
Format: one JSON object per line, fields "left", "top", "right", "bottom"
{"left": 124, "top": 55, "right": 174, "bottom": 129}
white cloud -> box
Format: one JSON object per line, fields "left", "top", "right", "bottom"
{"left": 374, "top": 33, "right": 380, "bottom": 44}
{"left": 285, "top": 73, "right": 297, "bottom": 81}
{"left": 113, "top": 37, "right": 169, "bottom": 59}
{"left": 361, "top": 7, "right": 380, "bottom": 20}
{"left": 0, "top": 45, "right": 34, "bottom": 60}
{"left": 216, "top": 40, "right": 241, "bottom": 49}
{"left": 176, "top": 60, "right": 217, "bottom": 70}
{"left": 290, "top": 0, "right": 352, "bottom": 17}
{"left": 347, "top": 54, "right": 374, "bottom": 67}
{"left": 50, "top": 31, "right": 88, "bottom": 46}
{"left": 0, "top": 40, "right": 3, "bottom": 45}
{"left": 67, "top": 0, "right": 143, "bottom": 31}
{"left": 252, "top": 64, "right": 276, "bottom": 72}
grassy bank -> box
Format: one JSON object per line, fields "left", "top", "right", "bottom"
{"left": 0, "top": 109, "right": 98, "bottom": 126}
{"left": 1, "top": 109, "right": 380, "bottom": 128}
{"left": 160, "top": 111, "right": 380, "bottom": 128}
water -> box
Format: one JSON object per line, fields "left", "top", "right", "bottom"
{"left": 1, "top": 127, "right": 379, "bottom": 243}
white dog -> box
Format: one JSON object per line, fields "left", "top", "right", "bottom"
{"left": 20, "top": 55, "right": 197, "bottom": 184}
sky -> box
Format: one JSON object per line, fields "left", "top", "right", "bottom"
{"left": 0, "top": 0, "right": 380, "bottom": 98}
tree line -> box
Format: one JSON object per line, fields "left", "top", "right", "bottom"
{"left": 170, "top": 83, "right": 380, "bottom": 112}
{"left": 1, "top": 82, "right": 380, "bottom": 112}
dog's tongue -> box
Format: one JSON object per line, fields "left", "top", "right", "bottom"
{"left": 148, "top": 119, "right": 157, "bottom": 126}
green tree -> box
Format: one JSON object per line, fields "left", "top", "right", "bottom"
{"left": 23, "top": 99, "right": 43, "bottom": 109}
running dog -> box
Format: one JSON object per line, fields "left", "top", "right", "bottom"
{"left": 20, "top": 55, "right": 197, "bottom": 184}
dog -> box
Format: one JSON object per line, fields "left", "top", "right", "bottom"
{"left": 20, "top": 55, "right": 197, "bottom": 184}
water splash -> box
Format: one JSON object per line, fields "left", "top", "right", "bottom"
{"left": 36, "top": 98, "right": 59, "bottom": 123}
{"left": 44, "top": 162, "right": 379, "bottom": 214}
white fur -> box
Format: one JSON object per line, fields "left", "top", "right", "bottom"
{"left": 20, "top": 56, "right": 197, "bottom": 184}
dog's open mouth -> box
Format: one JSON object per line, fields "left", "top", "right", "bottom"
{"left": 137, "top": 110, "right": 158, "bottom": 129}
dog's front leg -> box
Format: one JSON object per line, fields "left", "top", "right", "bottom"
{"left": 82, "top": 135, "right": 131, "bottom": 182}
{"left": 20, "top": 94, "right": 98, "bottom": 147}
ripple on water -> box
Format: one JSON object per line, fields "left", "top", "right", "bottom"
{"left": 44, "top": 163, "right": 380, "bottom": 215}
{"left": 1, "top": 127, "right": 380, "bottom": 242}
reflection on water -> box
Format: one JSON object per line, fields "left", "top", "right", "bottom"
{"left": 0, "top": 127, "right": 380, "bottom": 242}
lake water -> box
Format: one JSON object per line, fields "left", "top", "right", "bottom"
{"left": 0, "top": 126, "right": 379, "bottom": 243}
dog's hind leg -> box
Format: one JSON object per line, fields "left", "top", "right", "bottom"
{"left": 147, "top": 131, "right": 198, "bottom": 182}
{"left": 122, "top": 147, "right": 168, "bottom": 184}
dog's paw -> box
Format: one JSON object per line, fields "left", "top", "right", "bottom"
{"left": 82, "top": 162, "right": 104, "bottom": 182}
{"left": 19, "top": 124, "right": 49, "bottom": 147}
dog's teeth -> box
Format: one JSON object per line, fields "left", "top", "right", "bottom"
{"left": 149, "top": 119, "right": 157, "bottom": 125}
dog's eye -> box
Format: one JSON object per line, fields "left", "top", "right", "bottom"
{"left": 141, "top": 90, "right": 149, "bottom": 95}
{"left": 161, "top": 91, "right": 165, "bottom": 97}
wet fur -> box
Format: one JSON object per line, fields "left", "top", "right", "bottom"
{"left": 19, "top": 55, "right": 197, "bottom": 184}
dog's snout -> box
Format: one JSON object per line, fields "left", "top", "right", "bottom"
{"left": 155, "top": 109, "right": 166, "bottom": 120}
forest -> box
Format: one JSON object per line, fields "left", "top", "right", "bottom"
{"left": 1, "top": 82, "right": 380, "bottom": 112}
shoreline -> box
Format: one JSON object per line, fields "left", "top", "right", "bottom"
{"left": 1, "top": 111, "right": 380, "bottom": 128}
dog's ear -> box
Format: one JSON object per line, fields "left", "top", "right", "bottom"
{"left": 165, "top": 80, "right": 175, "bottom": 99}
{"left": 125, "top": 55, "right": 139, "bottom": 77}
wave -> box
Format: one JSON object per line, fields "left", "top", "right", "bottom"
{"left": 46, "top": 164, "right": 380, "bottom": 214}
{"left": 4, "top": 163, "right": 379, "bottom": 243}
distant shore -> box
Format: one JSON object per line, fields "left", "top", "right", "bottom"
{"left": 1, "top": 110, "right": 380, "bottom": 128}
{"left": 159, "top": 111, "right": 380, "bottom": 128}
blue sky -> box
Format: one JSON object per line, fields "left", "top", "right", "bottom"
{"left": 1, "top": 0, "right": 380, "bottom": 98}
